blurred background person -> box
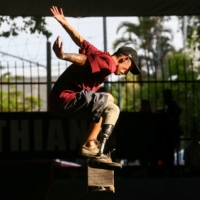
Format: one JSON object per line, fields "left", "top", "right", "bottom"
{"left": 154, "top": 89, "right": 182, "bottom": 176}
{"left": 184, "top": 129, "right": 200, "bottom": 177}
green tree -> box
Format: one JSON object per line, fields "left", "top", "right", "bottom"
{"left": 178, "top": 16, "right": 200, "bottom": 57}
{"left": 0, "top": 16, "right": 52, "bottom": 38}
{"left": 0, "top": 16, "right": 50, "bottom": 111}
{"left": 113, "top": 17, "right": 174, "bottom": 60}
{"left": 0, "top": 68, "right": 43, "bottom": 111}
{"left": 113, "top": 17, "right": 175, "bottom": 78}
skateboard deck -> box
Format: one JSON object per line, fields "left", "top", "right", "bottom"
{"left": 87, "top": 163, "right": 115, "bottom": 193}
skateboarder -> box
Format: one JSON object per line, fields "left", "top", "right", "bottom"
{"left": 48, "top": 6, "right": 141, "bottom": 169}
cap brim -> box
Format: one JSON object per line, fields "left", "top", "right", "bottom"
{"left": 130, "top": 61, "right": 141, "bottom": 75}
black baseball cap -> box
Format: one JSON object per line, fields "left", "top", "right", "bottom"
{"left": 116, "top": 46, "right": 141, "bottom": 75}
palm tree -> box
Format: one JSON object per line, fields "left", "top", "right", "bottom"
{"left": 113, "top": 17, "right": 175, "bottom": 76}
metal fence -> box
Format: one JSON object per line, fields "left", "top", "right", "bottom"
{"left": 0, "top": 58, "right": 200, "bottom": 147}
{"left": 0, "top": 60, "right": 67, "bottom": 112}
{"left": 110, "top": 58, "right": 200, "bottom": 152}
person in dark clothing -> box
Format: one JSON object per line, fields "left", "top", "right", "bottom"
{"left": 155, "top": 89, "right": 182, "bottom": 174}
{"left": 184, "top": 129, "right": 200, "bottom": 177}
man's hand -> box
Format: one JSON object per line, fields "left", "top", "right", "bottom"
{"left": 53, "top": 36, "right": 64, "bottom": 59}
{"left": 50, "top": 6, "right": 68, "bottom": 26}
{"left": 50, "top": 5, "right": 84, "bottom": 47}
{"left": 53, "top": 36, "right": 88, "bottom": 65}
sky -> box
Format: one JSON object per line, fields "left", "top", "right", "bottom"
{"left": 0, "top": 16, "right": 183, "bottom": 76}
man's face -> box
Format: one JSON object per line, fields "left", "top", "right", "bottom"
{"left": 114, "top": 57, "right": 133, "bottom": 75}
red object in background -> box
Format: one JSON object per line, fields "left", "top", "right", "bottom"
{"left": 158, "top": 160, "right": 164, "bottom": 166}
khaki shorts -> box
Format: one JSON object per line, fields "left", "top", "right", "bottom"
{"left": 52, "top": 90, "right": 108, "bottom": 123}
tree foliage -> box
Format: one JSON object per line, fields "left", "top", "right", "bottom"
{"left": 0, "top": 90, "right": 43, "bottom": 112}
{"left": 178, "top": 16, "right": 200, "bottom": 55}
{"left": 0, "top": 16, "right": 52, "bottom": 39}
{"left": 113, "top": 16, "right": 175, "bottom": 60}
{"left": 0, "top": 16, "right": 49, "bottom": 111}
{"left": 0, "top": 68, "right": 43, "bottom": 112}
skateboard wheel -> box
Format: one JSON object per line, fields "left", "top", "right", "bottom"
{"left": 109, "top": 186, "right": 115, "bottom": 193}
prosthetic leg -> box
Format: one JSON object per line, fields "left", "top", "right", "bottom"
{"left": 98, "top": 124, "right": 114, "bottom": 156}
{"left": 87, "top": 123, "right": 122, "bottom": 169}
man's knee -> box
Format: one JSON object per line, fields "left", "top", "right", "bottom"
{"left": 106, "top": 93, "right": 115, "bottom": 103}
{"left": 105, "top": 99, "right": 120, "bottom": 116}
{"left": 111, "top": 103, "right": 120, "bottom": 117}
{"left": 102, "top": 101, "right": 120, "bottom": 125}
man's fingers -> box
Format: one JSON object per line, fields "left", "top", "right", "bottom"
{"left": 50, "top": 7, "right": 57, "bottom": 15}
{"left": 54, "top": 6, "right": 61, "bottom": 15}
{"left": 52, "top": 37, "right": 63, "bottom": 59}
{"left": 57, "top": 36, "right": 61, "bottom": 46}
{"left": 54, "top": 36, "right": 63, "bottom": 49}
{"left": 58, "top": 38, "right": 63, "bottom": 49}
{"left": 54, "top": 6, "right": 59, "bottom": 13}
{"left": 60, "top": 8, "right": 64, "bottom": 15}
{"left": 50, "top": 8, "right": 54, "bottom": 14}
{"left": 60, "top": 42, "right": 63, "bottom": 49}
{"left": 53, "top": 36, "right": 60, "bottom": 47}
{"left": 50, "top": 6, "right": 64, "bottom": 16}
{"left": 50, "top": 6, "right": 58, "bottom": 15}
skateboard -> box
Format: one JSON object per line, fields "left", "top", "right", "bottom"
{"left": 87, "top": 159, "right": 115, "bottom": 193}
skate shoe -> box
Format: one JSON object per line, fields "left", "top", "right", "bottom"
{"left": 81, "top": 145, "right": 99, "bottom": 157}
{"left": 88, "top": 149, "right": 122, "bottom": 170}
{"left": 80, "top": 139, "right": 100, "bottom": 157}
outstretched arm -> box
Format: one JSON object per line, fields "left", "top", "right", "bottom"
{"left": 50, "top": 6, "right": 84, "bottom": 47}
{"left": 53, "top": 36, "right": 88, "bottom": 66}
